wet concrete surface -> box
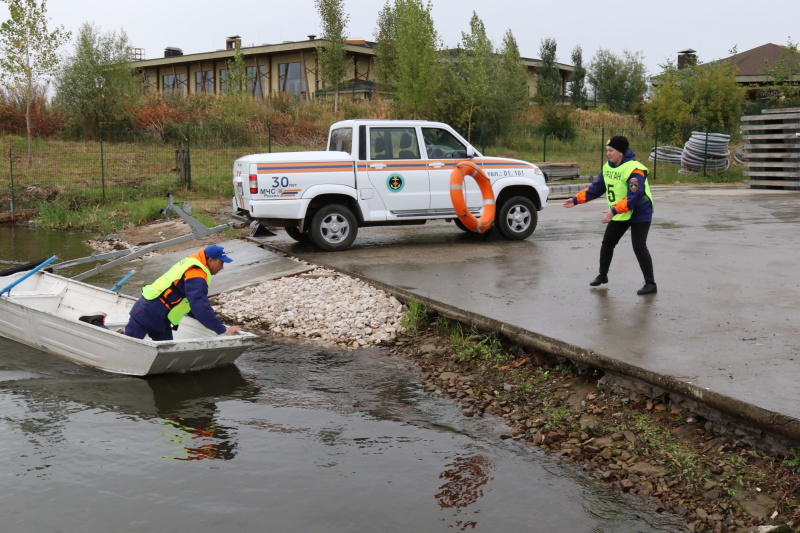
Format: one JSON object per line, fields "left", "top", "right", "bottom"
{"left": 250, "top": 185, "right": 800, "bottom": 443}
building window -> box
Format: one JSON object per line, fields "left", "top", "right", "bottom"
{"left": 195, "top": 70, "right": 214, "bottom": 94}
{"left": 219, "top": 69, "right": 228, "bottom": 93}
{"left": 163, "top": 73, "right": 186, "bottom": 95}
{"left": 279, "top": 62, "right": 306, "bottom": 98}
{"left": 246, "top": 65, "right": 268, "bottom": 97}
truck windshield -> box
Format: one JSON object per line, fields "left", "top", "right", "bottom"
{"left": 328, "top": 128, "right": 353, "bottom": 154}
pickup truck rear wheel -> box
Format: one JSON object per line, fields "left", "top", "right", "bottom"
{"left": 496, "top": 196, "right": 537, "bottom": 240}
{"left": 309, "top": 204, "right": 358, "bottom": 251}
{"left": 284, "top": 226, "right": 310, "bottom": 243}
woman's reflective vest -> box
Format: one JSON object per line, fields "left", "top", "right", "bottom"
{"left": 141, "top": 257, "right": 211, "bottom": 326}
{"left": 602, "top": 160, "right": 653, "bottom": 221}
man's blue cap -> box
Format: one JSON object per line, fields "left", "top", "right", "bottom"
{"left": 205, "top": 245, "right": 233, "bottom": 263}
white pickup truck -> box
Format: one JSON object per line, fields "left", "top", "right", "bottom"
{"left": 232, "top": 119, "right": 549, "bottom": 251}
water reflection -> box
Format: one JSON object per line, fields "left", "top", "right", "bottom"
{"left": 436, "top": 449, "right": 495, "bottom": 531}
{"left": 146, "top": 367, "right": 256, "bottom": 461}
{"left": 0, "top": 338, "right": 255, "bottom": 463}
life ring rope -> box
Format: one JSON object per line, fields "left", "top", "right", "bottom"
{"left": 449, "top": 161, "right": 495, "bottom": 233}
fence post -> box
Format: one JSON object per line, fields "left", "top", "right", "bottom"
{"left": 703, "top": 127, "right": 709, "bottom": 178}
{"left": 600, "top": 127, "right": 605, "bottom": 173}
{"left": 175, "top": 149, "right": 189, "bottom": 185}
{"left": 542, "top": 126, "right": 547, "bottom": 162}
{"left": 186, "top": 124, "right": 192, "bottom": 190}
{"left": 100, "top": 131, "right": 106, "bottom": 202}
{"left": 653, "top": 124, "right": 659, "bottom": 181}
{"left": 9, "top": 148, "right": 15, "bottom": 220}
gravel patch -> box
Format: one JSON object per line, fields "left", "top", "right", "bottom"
{"left": 215, "top": 267, "right": 407, "bottom": 348}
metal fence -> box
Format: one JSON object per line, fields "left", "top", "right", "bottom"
{"left": 0, "top": 122, "right": 742, "bottom": 219}
{"left": 476, "top": 123, "right": 742, "bottom": 181}
{"left": 0, "top": 124, "right": 311, "bottom": 218}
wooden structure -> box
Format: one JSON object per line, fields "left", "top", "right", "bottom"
{"left": 535, "top": 162, "right": 581, "bottom": 181}
{"left": 741, "top": 107, "right": 800, "bottom": 189}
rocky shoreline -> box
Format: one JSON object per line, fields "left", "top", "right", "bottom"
{"left": 385, "top": 330, "right": 800, "bottom": 533}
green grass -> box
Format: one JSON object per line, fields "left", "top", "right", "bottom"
{"left": 400, "top": 298, "right": 430, "bottom": 335}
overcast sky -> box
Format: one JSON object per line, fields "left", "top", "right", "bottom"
{"left": 18, "top": 0, "right": 800, "bottom": 76}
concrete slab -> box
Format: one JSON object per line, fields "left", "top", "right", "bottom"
{"left": 112, "top": 239, "right": 312, "bottom": 297}
{"left": 254, "top": 186, "right": 800, "bottom": 443}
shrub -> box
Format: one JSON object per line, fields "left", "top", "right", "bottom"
{"left": 541, "top": 103, "right": 576, "bottom": 141}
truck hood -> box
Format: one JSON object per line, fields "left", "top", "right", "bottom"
{"left": 478, "top": 156, "right": 539, "bottom": 168}
{"left": 236, "top": 151, "right": 353, "bottom": 163}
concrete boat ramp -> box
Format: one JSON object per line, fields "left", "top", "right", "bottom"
{"left": 110, "top": 186, "right": 800, "bottom": 447}
{"left": 115, "top": 239, "right": 313, "bottom": 298}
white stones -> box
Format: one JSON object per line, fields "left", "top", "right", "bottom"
{"left": 215, "top": 267, "right": 406, "bottom": 349}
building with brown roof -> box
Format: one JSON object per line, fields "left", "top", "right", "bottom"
{"left": 667, "top": 44, "right": 800, "bottom": 100}
{"left": 132, "top": 35, "right": 573, "bottom": 101}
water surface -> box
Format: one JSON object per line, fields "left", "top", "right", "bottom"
{"left": 0, "top": 336, "right": 685, "bottom": 532}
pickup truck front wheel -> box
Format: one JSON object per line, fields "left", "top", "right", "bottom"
{"left": 496, "top": 196, "right": 537, "bottom": 240}
{"left": 309, "top": 204, "right": 358, "bottom": 251}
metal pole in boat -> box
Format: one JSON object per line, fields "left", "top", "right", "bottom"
{"left": 0, "top": 256, "right": 58, "bottom": 297}
{"left": 109, "top": 270, "right": 135, "bottom": 293}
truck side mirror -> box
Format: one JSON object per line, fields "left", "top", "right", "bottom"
{"left": 466, "top": 146, "right": 476, "bottom": 158}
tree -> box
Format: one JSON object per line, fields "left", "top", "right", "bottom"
{"left": 644, "top": 63, "right": 692, "bottom": 144}
{"left": 457, "top": 12, "right": 494, "bottom": 138}
{"left": 690, "top": 59, "right": 745, "bottom": 132}
{"left": 315, "top": 0, "right": 350, "bottom": 115}
{"left": 0, "top": 0, "right": 69, "bottom": 159}
{"left": 587, "top": 48, "right": 648, "bottom": 112}
{"left": 53, "top": 22, "right": 143, "bottom": 139}
{"left": 761, "top": 39, "right": 800, "bottom": 105}
{"left": 646, "top": 55, "right": 745, "bottom": 142}
{"left": 490, "top": 29, "right": 529, "bottom": 125}
{"left": 390, "top": 0, "right": 442, "bottom": 118}
{"left": 226, "top": 46, "right": 247, "bottom": 96}
{"left": 568, "top": 45, "right": 587, "bottom": 109}
{"left": 536, "top": 37, "right": 561, "bottom": 103}
{"left": 373, "top": 0, "right": 398, "bottom": 92}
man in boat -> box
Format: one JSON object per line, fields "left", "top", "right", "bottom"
{"left": 123, "top": 245, "right": 243, "bottom": 340}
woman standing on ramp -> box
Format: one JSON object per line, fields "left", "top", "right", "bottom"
{"left": 563, "top": 136, "right": 657, "bottom": 295}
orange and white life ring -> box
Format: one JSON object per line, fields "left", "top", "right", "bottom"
{"left": 449, "top": 161, "right": 495, "bottom": 233}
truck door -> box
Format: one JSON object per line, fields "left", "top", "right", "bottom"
{"left": 423, "top": 127, "right": 482, "bottom": 212}
{"left": 361, "top": 127, "right": 430, "bottom": 216}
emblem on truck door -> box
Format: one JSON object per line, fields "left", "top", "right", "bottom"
{"left": 387, "top": 174, "right": 404, "bottom": 192}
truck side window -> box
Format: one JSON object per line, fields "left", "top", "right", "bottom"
{"left": 422, "top": 127, "right": 468, "bottom": 159}
{"left": 329, "top": 128, "right": 353, "bottom": 154}
{"left": 370, "top": 128, "right": 420, "bottom": 160}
